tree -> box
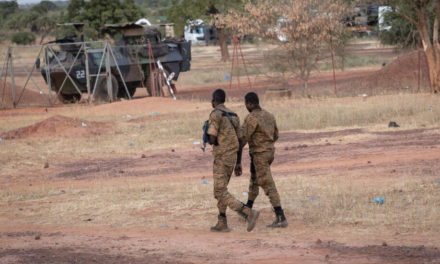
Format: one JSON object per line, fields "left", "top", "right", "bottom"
{"left": 166, "top": 0, "right": 242, "bottom": 61}
{"left": 0, "top": 1, "right": 19, "bottom": 24}
{"left": 379, "top": 10, "right": 419, "bottom": 49}
{"left": 31, "top": 0, "right": 58, "bottom": 13}
{"left": 225, "top": 0, "right": 349, "bottom": 94}
{"left": 19, "top": 10, "right": 57, "bottom": 44}
{"left": 64, "top": 0, "right": 144, "bottom": 39}
{"left": 382, "top": 0, "right": 440, "bottom": 93}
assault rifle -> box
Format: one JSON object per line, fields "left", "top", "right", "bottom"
{"left": 201, "top": 120, "right": 209, "bottom": 152}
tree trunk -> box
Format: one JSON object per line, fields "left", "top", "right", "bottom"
{"left": 217, "top": 27, "right": 229, "bottom": 62}
{"left": 303, "top": 80, "right": 308, "bottom": 97}
{"left": 418, "top": 4, "right": 440, "bottom": 93}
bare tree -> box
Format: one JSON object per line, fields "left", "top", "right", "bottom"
{"left": 225, "top": 0, "right": 349, "bottom": 95}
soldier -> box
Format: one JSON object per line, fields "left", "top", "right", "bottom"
{"left": 235, "top": 92, "right": 288, "bottom": 228}
{"left": 206, "top": 89, "right": 260, "bottom": 232}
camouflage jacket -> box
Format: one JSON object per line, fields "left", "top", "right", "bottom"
{"left": 207, "top": 104, "right": 241, "bottom": 158}
{"left": 242, "top": 108, "right": 279, "bottom": 154}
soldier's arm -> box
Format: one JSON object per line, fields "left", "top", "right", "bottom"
{"left": 235, "top": 138, "right": 243, "bottom": 176}
{"left": 235, "top": 116, "right": 257, "bottom": 174}
{"left": 235, "top": 116, "right": 243, "bottom": 176}
{"left": 241, "top": 115, "right": 257, "bottom": 147}
{"left": 207, "top": 111, "right": 220, "bottom": 145}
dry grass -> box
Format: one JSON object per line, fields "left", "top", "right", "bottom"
{"left": 0, "top": 93, "right": 439, "bottom": 235}
{"left": 1, "top": 168, "right": 439, "bottom": 233}
{"left": 262, "top": 94, "right": 440, "bottom": 131}
{"left": 0, "top": 93, "right": 439, "bottom": 172}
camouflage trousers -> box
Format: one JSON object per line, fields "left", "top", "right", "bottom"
{"left": 249, "top": 151, "right": 281, "bottom": 207}
{"left": 213, "top": 153, "right": 243, "bottom": 214}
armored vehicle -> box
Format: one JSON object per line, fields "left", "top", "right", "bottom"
{"left": 41, "top": 22, "right": 191, "bottom": 102}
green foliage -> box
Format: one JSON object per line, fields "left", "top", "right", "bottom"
{"left": 11, "top": 31, "right": 36, "bottom": 45}
{"left": 63, "top": 0, "right": 145, "bottom": 39}
{"left": 379, "top": 12, "right": 418, "bottom": 49}
{"left": 31, "top": 1, "right": 59, "bottom": 13}
{"left": 320, "top": 54, "right": 381, "bottom": 71}
{"left": 0, "top": 0, "right": 58, "bottom": 44}
{"left": 165, "top": 0, "right": 242, "bottom": 36}
{"left": 134, "top": 0, "right": 171, "bottom": 9}
{"left": 0, "top": 1, "right": 19, "bottom": 23}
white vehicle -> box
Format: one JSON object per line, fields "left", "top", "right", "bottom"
{"left": 184, "top": 19, "right": 217, "bottom": 45}
{"left": 378, "top": 6, "right": 392, "bottom": 31}
{"left": 184, "top": 19, "right": 206, "bottom": 44}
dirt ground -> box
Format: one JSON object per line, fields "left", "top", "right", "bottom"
{"left": 1, "top": 122, "right": 439, "bottom": 263}
{"left": 1, "top": 40, "right": 440, "bottom": 263}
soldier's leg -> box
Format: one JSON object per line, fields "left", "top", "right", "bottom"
{"left": 253, "top": 152, "right": 281, "bottom": 207}
{"left": 253, "top": 152, "right": 288, "bottom": 228}
{"left": 213, "top": 155, "right": 260, "bottom": 232}
{"left": 238, "top": 154, "right": 259, "bottom": 221}
{"left": 247, "top": 154, "right": 259, "bottom": 208}
{"left": 211, "top": 158, "right": 230, "bottom": 232}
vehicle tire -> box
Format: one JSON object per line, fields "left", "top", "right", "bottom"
{"left": 118, "top": 83, "right": 136, "bottom": 99}
{"left": 58, "top": 92, "right": 81, "bottom": 103}
{"left": 95, "top": 74, "right": 118, "bottom": 102}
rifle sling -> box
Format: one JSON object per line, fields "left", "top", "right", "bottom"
{"left": 217, "top": 109, "right": 239, "bottom": 139}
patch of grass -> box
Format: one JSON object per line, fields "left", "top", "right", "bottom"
{"left": 263, "top": 94, "right": 440, "bottom": 131}
{"left": 320, "top": 55, "right": 383, "bottom": 71}
{"left": 277, "top": 172, "right": 440, "bottom": 232}
{"left": 1, "top": 94, "right": 439, "bottom": 174}
{"left": 1, "top": 170, "right": 439, "bottom": 232}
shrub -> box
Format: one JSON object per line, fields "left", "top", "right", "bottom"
{"left": 11, "top": 31, "right": 36, "bottom": 45}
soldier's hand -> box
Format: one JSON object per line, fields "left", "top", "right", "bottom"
{"left": 234, "top": 164, "right": 242, "bottom": 176}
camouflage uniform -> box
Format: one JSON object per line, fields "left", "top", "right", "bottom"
{"left": 242, "top": 108, "right": 281, "bottom": 207}
{"left": 207, "top": 104, "right": 243, "bottom": 214}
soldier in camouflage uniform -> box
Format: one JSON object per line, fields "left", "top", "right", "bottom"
{"left": 206, "top": 89, "right": 260, "bottom": 232}
{"left": 235, "top": 92, "right": 288, "bottom": 228}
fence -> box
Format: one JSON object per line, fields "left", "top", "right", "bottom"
{"left": 0, "top": 41, "right": 174, "bottom": 109}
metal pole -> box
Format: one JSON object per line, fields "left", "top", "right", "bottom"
{"left": 90, "top": 43, "right": 107, "bottom": 100}
{"left": 44, "top": 45, "right": 53, "bottom": 105}
{"left": 84, "top": 43, "right": 91, "bottom": 103}
{"left": 0, "top": 50, "right": 7, "bottom": 108}
{"left": 331, "top": 48, "right": 337, "bottom": 96}
{"left": 229, "top": 35, "right": 238, "bottom": 90}
{"left": 108, "top": 44, "right": 130, "bottom": 99}
{"left": 157, "top": 60, "right": 176, "bottom": 100}
{"left": 238, "top": 39, "right": 253, "bottom": 91}
{"left": 15, "top": 46, "right": 49, "bottom": 106}
{"left": 235, "top": 36, "right": 241, "bottom": 95}
{"left": 0, "top": 52, "right": 6, "bottom": 83}
{"left": 418, "top": 49, "right": 421, "bottom": 93}
{"left": 47, "top": 46, "right": 83, "bottom": 96}
{"left": 105, "top": 42, "right": 113, "bottom": 102}
{"left": 9, "top": 47, "right": 16, "bottom": 108}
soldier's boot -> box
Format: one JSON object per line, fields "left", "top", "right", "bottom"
{"left": 267, "top": 208, "right": 288, "bottom": 228}
{"left": 210, "top": 215, "right": 231, "bottom": 232}
{"left": 237, "top": 200, "right": 254, "bottom": 221}
{"left": 239, "top": 205, "right": 259, "bottom": 232}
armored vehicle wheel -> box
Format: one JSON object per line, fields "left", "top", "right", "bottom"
{"left": 95, "top": 75, "right": 119, "bottom": 102}
{"left": 118, "top": 84, "right": 136, "bottom": 99}
{"left": 58, "top": 92, "right": 81, "bottom": 103}
{"left": 146, "top": 69, "right": 166, "bottom": 97}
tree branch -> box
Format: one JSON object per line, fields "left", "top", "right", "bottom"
{"left": 391, "top": 4, "right": 418, "bottom": 25}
